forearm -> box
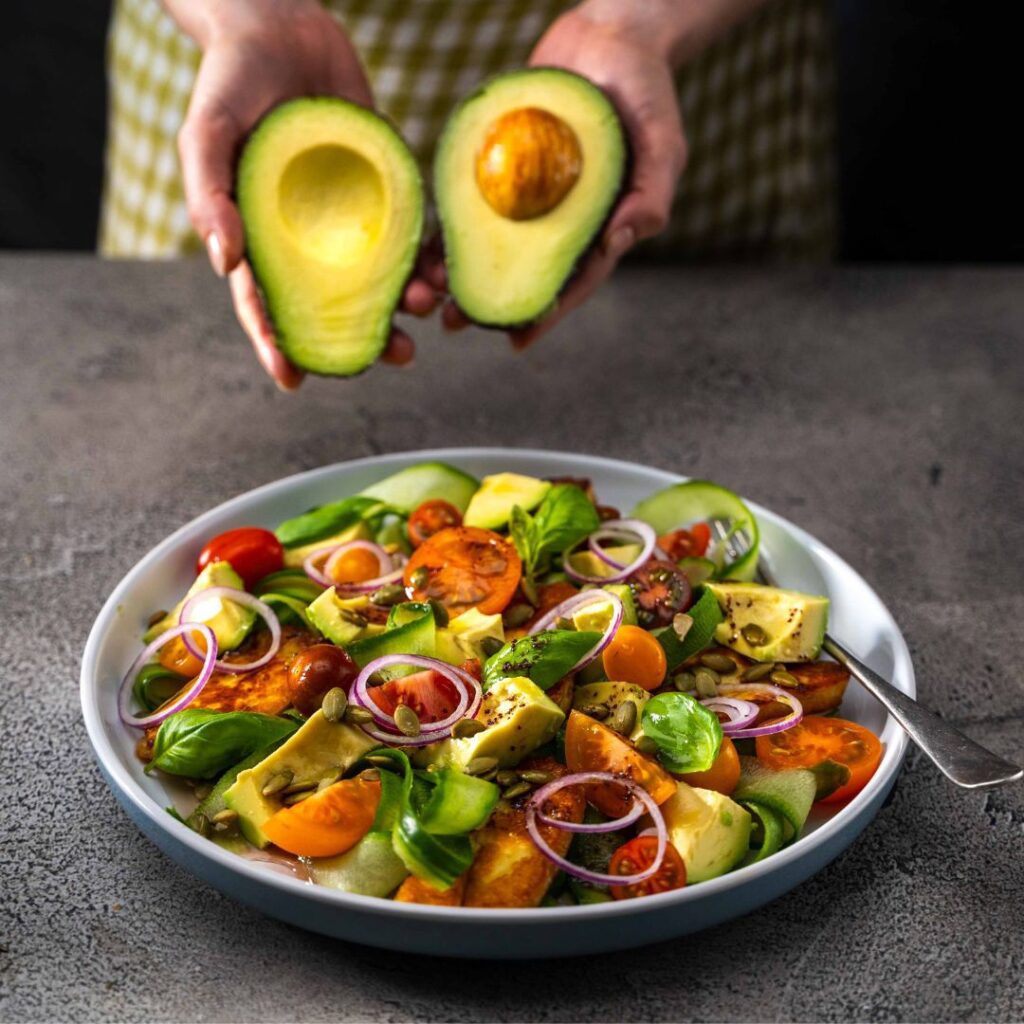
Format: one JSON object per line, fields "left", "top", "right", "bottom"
{"left": 570, "top": 0, "right": 769, "bottom": 68}
{"left": 160, "top": 0, "right": 321, "bottom": 48}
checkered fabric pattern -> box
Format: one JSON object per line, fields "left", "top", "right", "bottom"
{"left": 100, "top": 0, "right": 835, "bottom": 260}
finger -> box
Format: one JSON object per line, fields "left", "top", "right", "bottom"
{"left": 441, "top": 300, "right": 471, "bottom": 332}
{"left": 228, "top": 261, "right": 304, "bottom": 391}
{"left": 381, "top": 328, "right": 416, "bottom": 366}
{"left": 401, "top": 277, "right": 440, "bottom": 317}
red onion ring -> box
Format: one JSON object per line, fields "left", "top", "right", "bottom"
{"left": 180, "top": 586, "right": 281, "bottom": 673}
{"left": 716, "top": 682, "right": 803, "bottom": 738}
{"left": 527, "top": 589, "right": 624, "bottom": 673}
{"left": 303, "top": 540, "right": 406, "bottom": 594}
{"left": 587, "top": 519, "right": 658, "bottom": 570}
{"left": 566, "top": 519, "right": 656, "bottom": 584}
{"left": 118, "top": 623, "right": 217, "bottom": 728}
{"left": 349, "top": 654, "right": 483, "bottom": 747}
{"left": 700, "top": 696, "right": 760, "bottom": 732}
{"left": 536, "top": 799, "right": 645, "bottom": 834}
{"left": 526, "top": 772, "right": 667, "bottom": 887}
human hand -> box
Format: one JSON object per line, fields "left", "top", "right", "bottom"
{"left": 174, "top": 0, "right": 437, "bottom": 388}
{"left": 435, "top": 1, "right": 687, "bottom": 348}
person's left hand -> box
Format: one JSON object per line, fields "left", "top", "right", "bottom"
{"left": 432, "top": 5, "right": 688, "bottom": 348}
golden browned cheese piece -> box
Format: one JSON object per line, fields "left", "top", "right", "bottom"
{"left": 546, "top": 674, "right": 575, "bottom": 715}
{"left": 462, "top": 757, "right": 585, "bottom": 908}
{"left": 393, "top": 874, "right": 467, "bottom": 906}
{"left": 136, "top": 625, "right": 319, "bottom": 761}
{"left": 475, "top": 108, "right": 582, "bottom": 221}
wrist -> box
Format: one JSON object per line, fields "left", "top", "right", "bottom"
{"left": 167, "top": 0, "right": 322, "bottom": 49}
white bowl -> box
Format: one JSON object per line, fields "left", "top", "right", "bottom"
{"left": 81, "top": 448, "right": 913, "bottom": 958}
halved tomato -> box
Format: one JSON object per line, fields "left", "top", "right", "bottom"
{"left": 627, "top": 560, "right": 692, "bottom": 628}
{"left": 609, "top": 835, "right": 687, "bottom": 899}
{"left": 563, "top": 711, "right": 676, "bottom": 817}
{"left": 678, "top": 735, "right": 741, "bottom": 795}
{"left": 657, "top": 523, "right": 711, "bottom": 561}
{"left": 197, "top": 527, "right": 284, "bottom": 589}
{"left": 407, "top": 499, "right": 463, "bottom": 548}
{"left": 367, "top": 669, "right": 463, "bottom": 724}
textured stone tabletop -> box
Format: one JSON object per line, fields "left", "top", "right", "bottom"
{"left": 1, "top": 256, "right": 1022, "bottom": 1022}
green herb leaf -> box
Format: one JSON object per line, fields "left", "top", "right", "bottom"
{"left": 640, "top": 692, "right": 723, "bottom": 774}
{"left": 149, "top": 709, "right": 299, "bottom": 779}
{"left": 654, "top": 586, "right": 724, "bottom": 670}
{"left": 274, "top": 496, "right": 393, "bottom": 549}
{"left": 510, "top": 485, "right": 600, "bottom": 585}
{"left": 482, "top": 629, "right": 602, "bottom": 691}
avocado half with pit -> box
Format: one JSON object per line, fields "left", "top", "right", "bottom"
{"left": 434, "top": 68, "right": 627, "bottom": 328}
{"left": 238, "top": 98, "right": 423, "bottom": 376}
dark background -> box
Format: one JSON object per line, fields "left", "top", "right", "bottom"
{"left": 1, "top": 0, "right": 1019, "bottom": 261}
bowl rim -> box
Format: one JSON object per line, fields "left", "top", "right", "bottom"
{"left": 81, "top": 446, "right": 913, "bottom": 924}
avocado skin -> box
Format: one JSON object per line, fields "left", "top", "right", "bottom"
{"left": 436, "top": 68, "right": 630, "bottom": 330}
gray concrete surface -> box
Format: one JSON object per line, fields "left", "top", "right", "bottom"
{"left": 1, "top": 256, "right": 1022, "bottom": 1022}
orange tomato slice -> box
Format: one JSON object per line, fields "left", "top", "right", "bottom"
{"left": 755, "top": 715, "right": 883, "bottom": 804}
{"left": 601, "top": 625, "right": 668, "bottom": 691}
{"left": 262, "top": 776, "right": 380, "bottom": 858}
{"left": 403, "top": 526, "right": 521, "bottom": 615}
{"left": 678, "top": 735, "right": 741, "bottom": 795}
{"left": 563, "top": 711, "right": 676, "bottom": 817}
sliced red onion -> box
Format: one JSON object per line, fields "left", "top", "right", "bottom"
{"left": 700, "top": 696, "right": 760, "bottom": 732}
{"left": 527, "top": 589, "right": 624, "bottom": 673}
{"left": 180, "top": 586, "right": 281, "bottom": 673}
{"left": 716, "top": 682, "right": 803, "bottom": 738}
{"left": 536, "top": 799, "right": 644, "bottom": 834}
{"left": 119, "top": 623, "right": 217, "bottom": 729}
{"left": 349, "top": 654, "right": 482, "bottom": 747}
{"left": 526, "top": 771, "right": 667, "bottom": 887}
{"left": 303, "top": 540, "right": 406, "bottom": 594}
{"left": 566, "top": 519, "right": 656, "bottom": 584}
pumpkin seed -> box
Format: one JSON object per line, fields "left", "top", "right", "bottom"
{"left": 674, "top": 671, "right": 696, "bottom": 692}
{"left": 502, "top": 781, "right": 532, "bottom": 800}
{"left": 321, "top": 687, "right": 348, "bottom": 722}
{"left": 770, "top": 669, "right": 800, "bottom": 687}
{"left": 480, "top": 636, "right": 504, "bottom": 658}
{"left": 672, "top": 613, "right": 694, "bottom": 641}
{"left": 317, "top": 767, "right": 343, "bottom": 792}
{"left": 339, "top": 608, "right": 368, "bottom": 628}
{"left": 555, "top": 616, "right": 575, "bottom": 632}
{"left": 192, "top": 813, "right": 210, "bottom": 837}
{"left": 741, "top": 623, "right": 769, "bottom": 646}
{"left": 282, "top": 779, "right": 318, "bottom": 796}
{"left": 481, "top": 768, "right": 499, "bottom": 781}
{"left": 369, "top": 583, "right": 405, "bottom": 606}
{"left": 503, "top": 603, "right": 534, "bottom": 628}
{"left": 394, "top": 704, "right": 421, "bottom": 737}
{"left": 496, "top": 769, "right": 520, "bottom": 787}
{"left": 700, "top": 652, "right": 737, "bottom": 674}
{"left": 578, "top": 702, "right": 610, "bottom": 720}
{"left": 344, "top": 705, "right": 374, "bottom": 726}
{"left": 365, "top": 754, "right": 398, "bottom": 768}
{"left": 609, "top": 699, "right": 637, "bottom": 736}
{"left": 357, "top": 768, "right": 381, "bottom": 782}
{"left": 261, "top": 770, "right": 293, "bottom": 797}
{"left": 410, "top": 566, "right": 429, "bottom": 589}
{"left": 635, "top": 735, "right": 660, "bottom": 755}
{"left": 465, "top": 756, "right": 499, "bottom": 777}
{"left": 193, "top": 783, "right": 212, "bottom": 802}
{"left": 694, "top": 667, "right": 719, "bottom": 697}
{"left": 282, "top": 789, "right": 314, "bottom": 806}
{"left": 451, "top": 717, "right": 487, "bottom": 739}
{"left": 146, "top": 608, "right": 168, "bottom": 628}
{"left": 428, "top": 600, "right": 449, "bottom": 627}
{"left": 518, "top": 769, "right": 555, "bottom": 785}
{"left": 743, "top": 662, "right": 774, "bottom": 681}
{"left": 211, "top": 808, "right": 238, "bottom": 825}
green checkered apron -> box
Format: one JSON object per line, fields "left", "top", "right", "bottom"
{"left": 100, "top": 0, "right": 835, "bottom": 260}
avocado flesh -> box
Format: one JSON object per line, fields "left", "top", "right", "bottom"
{"left": 706, "top": 582, "right": 829, "bottom": 662}
{"left": 463, "top": 472, "right": 551, "bottom": 529}
{"left": 435, "top": 69, "right": 626, "bottom": 327}
{"left": 567, "top": 544, "right": 641, "bottom": 581}
{"left": 658, "top": 782, "right": 751, "bottom": 883}
{"left": 224, "top": 710, "right": 376, "bottom": 848}
{"left": 238, "top": 98, "right": 423, "bottom": 376}
{"left": 305, "top": 588, "right": 384, "bottom": 647}
{"left": 435, "top": 608, "right": 506, "bottom": 665}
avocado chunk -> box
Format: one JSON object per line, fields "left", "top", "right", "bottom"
{"left": 305, "top": 587, "right": 384, "bottom": 646}
{"left": 566, "top": 544, "right": 641, "bottom": 581}
{"left": 658, "top": 782, "right": 751, "bottom": 883}
{"left": 435, "top": 608, "right": 505, "bottom": 665}
{"left": 707, "top": 582, "right": 829, "bottom": 662}
{"left": 421, "top": 676, "right": 564, "bottom": 770}
{"left": 309, "top": 832, "right": 409, "bottom": 897}
{"left": 224, "top": 710, "right": 376, "bottom": 847}
{"left": 238, "top": 97, "right": 424, "bottom": 376}
{"left": 143, "top": 561, "right": 256, "bottom": 651}
{"left": 573, "top": 681, "right": 650, "bottom": 718}
{"left": 435, "top": 69, "right": 626, "bottom": 327}
{"left": 463, "top": 472, "right": 551, "bottom": 529}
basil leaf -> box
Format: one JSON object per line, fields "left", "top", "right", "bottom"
{"left": 275, "top": 496, "right": 392, "bottom": 549}
{"left": 531, "top": 485, "right": 600, "bottom": 569}
{"left": 654, "top": 586, "right": 724, "bottom": 670}
{"left": 509, "top": 503, "right": 537, "bottom": 571}
{"left": 482, "top": 629, "right": 602, "bottom": 691}
{"left": 149, "top": 709, "right": 299, "bottom": 779}
{"left": 640, "top": 692, "right": 723, "bottom": 774}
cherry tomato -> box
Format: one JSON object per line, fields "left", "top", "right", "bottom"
{"left": 328, "top": 546, "right": 382, "bottom": 585}
{"left": 678, "top": 735, "right": 741, "bottom": 795}
{"left": 657, "top": 522, "right": 711, "bottom": 560}
{"left": 755, "top": 715, "right": 883, "bottom": 804}
{"left": 609, "top": 835, "right": 687, "bottom": 899}
{"left": 628, "top": 559, "right": 693, "bottom": 628}
{"left": 601, "top": 625, "right": 668, "bottom": 690}
{"left": 407, "top": 500, "right": 463, "bottom": 548}
{"left": 287, "top": 644, "right": 358, "bottom": 716}
{"left": 367, "top": 669, "right": 463, "bottom": 724}
{"left": 197, "top": 527, "right": 284, "bottom": 589}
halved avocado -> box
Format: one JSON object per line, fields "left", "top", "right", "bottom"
{"left": 435, "top": 69, "right": 626, "bottom": 327}
{"left": 238, "top": 98, "right": 423, "bottom": 375}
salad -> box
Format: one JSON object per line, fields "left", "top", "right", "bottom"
{"left": 121, "top": 462, "right": 884, "bottom": 907}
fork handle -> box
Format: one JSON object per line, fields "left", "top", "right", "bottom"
{"left": 822, "top": 634, "right": 1022, "bottom": 789}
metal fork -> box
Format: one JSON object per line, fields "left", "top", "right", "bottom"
{"left": 710, "top": 519, "right": 1022, "bottom": 790}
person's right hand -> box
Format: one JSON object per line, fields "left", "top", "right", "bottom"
{"left": 175, "top": 0, "right": 437, "bottom": 389}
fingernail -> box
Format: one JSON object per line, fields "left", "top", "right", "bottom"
{"left": 605, "top": 226, "right": 635, "bottom": 260}
{"left": 206, "top": 231, "right": 227, "bottom": 277}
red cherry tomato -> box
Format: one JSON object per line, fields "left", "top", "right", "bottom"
{"left": 608, "top": 835, "right": 687, "bottom": 899}
{"left": 196, "top": 527, "right": 284, "bottom": 589}
{"left": 367, "top": 669, "right": 464, "bottom": 724}
{"left": 657, "top": 523, "right": 711, "bottom": 560}
{"left": 407, "top": 500, "right": 463, "bottom": 548}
